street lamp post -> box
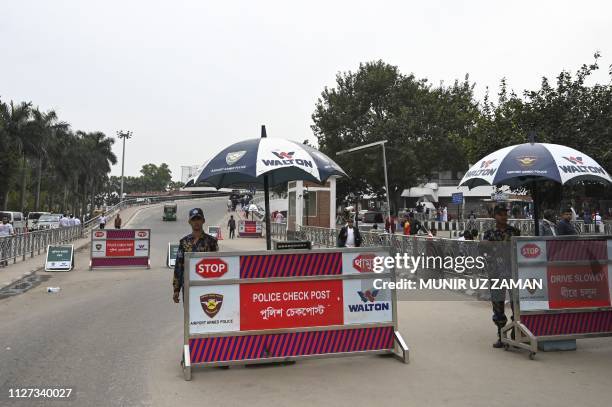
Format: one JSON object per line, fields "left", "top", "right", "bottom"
{"left": 116, "top": 130, "right": 133, "bottom": 202}
{"left": 336, "top": 140, "right": 392, "bottom": 225}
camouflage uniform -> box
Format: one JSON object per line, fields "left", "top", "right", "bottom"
{"left": 173, "top": 233, "right": 218, "bottom": 295}
{"left": 483, "top": 225, "right": 520, "bottom": 337}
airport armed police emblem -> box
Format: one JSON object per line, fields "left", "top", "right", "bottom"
{"left": 200, "top": 294, "right": 223, "bottom": 318}
{"left": 225, "top": 151, "right": 246, "bottom": 166}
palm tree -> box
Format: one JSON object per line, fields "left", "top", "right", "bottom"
{"left": 28, "top": 108, "right": 70, "bottom": 210}
{"left": 0, "top": 101, "right": 32, "bottom": 211}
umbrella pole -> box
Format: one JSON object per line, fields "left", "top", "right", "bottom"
{"left": 261, "top": 125, "right": 272, "bottom": 250}
{"left": 532, "top": 180, "right": 540, "bottom": 236}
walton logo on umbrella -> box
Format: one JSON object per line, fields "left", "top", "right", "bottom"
{"left": 261, "top": 150, "right": 314, "bottom": 168}
{"left": 563, "top": 156, "right": 583, "bottom": 165}
{"left": 464, "top": 159, "right": 497, "bottom": 177}
{"left": 200, "top": 294, "right": 223, "bottom": 318}
{"left": 226, "top": 151, "right": 246, "bottom": 166}
{"left": 481, "top": 159, "right": 496, "bottom": 168}
{"left": 272, "top": 151, "right": 294, "bottom": 160}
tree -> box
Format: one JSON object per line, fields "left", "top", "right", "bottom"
{"left": 312, "top": 60, "right": 480, "bottom": 211}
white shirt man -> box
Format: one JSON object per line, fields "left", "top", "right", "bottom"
{"left": 345, "top": 226, "right": 356, "bottom": 247}
{"left": 595, "top": 212, "right": 602, "bottom": 225}
{"left": 99, "top": 215, "right": 107, "bottom": 229}
{"left": 69, "top": 216, "right": 76, "bottom": 226}
{"left": 73, "top": 217, "right": 81, "bottom": 226}
{"left": 0, "top": 220, "right": 15, "bottom": 237}
{"left": 59, "top": 216, "right": 70, "bottom": 228}
{"left": 442, "top": 207, "right": 448, "bottom": 222}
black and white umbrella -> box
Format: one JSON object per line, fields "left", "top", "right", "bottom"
{"left": 192, "top": 126, "right": 347, "bottom": 248}
{"left": 459, "top": 141, "right": 611, "bottom": 235}
{"left": 192, "top": 136, "right": 346, "bottom": 187}
{"left": 459, "top": 142, "right": 611, "bottom": 188}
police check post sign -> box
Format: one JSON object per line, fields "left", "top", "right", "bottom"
{"left": 45, "top": 245, "right": 74, "bottom": 271}
{"left": 182, "top": 247, "right": 408, "bottom": 379}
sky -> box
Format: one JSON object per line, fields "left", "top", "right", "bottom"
{"left": 2, "top": 0, "right": 611, "bottom": 180}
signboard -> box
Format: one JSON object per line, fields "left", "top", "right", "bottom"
{"left": 238, "top": 220, "right": 262, "bottom": 238}
{"left": 167, "top": 243, "right": 180, "bottom": 268}
{"left": 45, "top": 245, "right": 74, "bottom": 271}
{"left": 207, "top": 225, "right": 221, "bottom": 239}
{"left": 90, "top": 229, "right": 151, "bottom": 269}
{"left": 273, "top": 240, "right": 312, "bottom": 250}
{"left": 501, "top": 235, "right": 612, "bottom": 358}
{"left": 181, "top": 247, "right": 408, "bottom": 379}
{"left": 451, "top": 192, "right": 464, "bottom": 204}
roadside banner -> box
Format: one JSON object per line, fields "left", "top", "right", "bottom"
{"left": 168, "top": 243, "right": 180, "bottom": 268}
{"left": 181, "top": 247, "right": 409, "bottom": 380}
{"left": 238, "top": 220, "right": 262, "bottom": 238}
{"left": 45, "top": 245, "right": 74, "bottom": 271}
{"left": 502, "top": 235, "right": 612, "bottom": 358}
{"left": 90, "top": 229, "right": 151, "bottom": 269}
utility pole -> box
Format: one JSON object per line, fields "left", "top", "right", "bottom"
{"left": 117, "top": 130, "right": 133, "bottom": 202}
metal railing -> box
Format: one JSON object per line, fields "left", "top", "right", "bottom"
{"left": 0, "top": 225, "right": 83, "bottom": 265}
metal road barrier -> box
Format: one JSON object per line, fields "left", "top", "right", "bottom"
{"left": 0, "top": 226, "right": 82, "bottom": 266}
{"left": 181, "top": 247, "right": 409, "bottom": 380}
{"left": 89, "top": 229, "right": 151, "bottom": 270}
{"left": 501, "top": 235, "right": 612, "bottom": 359}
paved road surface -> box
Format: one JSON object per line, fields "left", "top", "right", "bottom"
{"left": 1, "top": 196, "right": 611, "bottom": 407}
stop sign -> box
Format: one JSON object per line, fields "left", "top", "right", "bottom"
{"left": 195, "top": 258, "right": 228, "bottom": 278}
{"left": 353, "top": 254, "right": 376, "bottom": 273}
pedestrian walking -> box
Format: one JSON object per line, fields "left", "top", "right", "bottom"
{"left": 337, "top": 218, "right": 362, "bottom": 248}
{"left": 227, "top": 199, "right": 232, "bottom": 212}
{"left": 483, "top": 204, "right": 520, "bottom": 348}
{"left": 557, "top": 207, "right": 577, "bottom": 235}
{"left": 173, "top": 208, "right": 218, "bottom": 303}
{"left": 99, "top": 213, "right": 107, "bottom": 229}
{"left": 0, "top": 216, "right": 15, "bottom": 267}
{"left": 227, "top": 215, "right": 236, "bottom": 239}
{"left": 69, "top": 214, "right": 76, "bottom": 227}
{"left": 114, "top": 214, "right": 122, "bottom": 230}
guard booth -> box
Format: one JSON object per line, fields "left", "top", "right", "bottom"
{"left": 502, "top": 235, "right": 612, "bottom": 358}
{"left": 181, "top": 247, "right": 408, "bottom": 380}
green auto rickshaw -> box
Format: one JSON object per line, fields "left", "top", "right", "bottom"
{"left": 163, "top": 203, "right": 177, "bottom": 221}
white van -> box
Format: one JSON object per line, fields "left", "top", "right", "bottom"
{"left": 27, "top": 211, "right": 51, "bottom": 231}
{"left": 0, "top": 211, "right": 26, "bottom": 231}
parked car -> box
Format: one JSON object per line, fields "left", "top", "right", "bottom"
{"left": 27, "top": 211, "right": 51, "bottom": 231}
{"left": 0, "top": 211, "right": 26, "bottom": 231}
{"left": 36, "top": 214, "right": 62, "bottom": 230}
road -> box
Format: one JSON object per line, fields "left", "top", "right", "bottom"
{"left": 1, "top": 196, "right": 611, "bottom": 407}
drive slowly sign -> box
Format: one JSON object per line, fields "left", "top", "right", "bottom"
{"left": 45, "top": 245, "right": 74, "bottom": 271}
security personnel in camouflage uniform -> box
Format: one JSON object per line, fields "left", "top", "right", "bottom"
{"left": 172, "top": 208, "right": 218, "bottom": 303}
{"left": 483, "top": 205, "right": 520, "bottom": 348}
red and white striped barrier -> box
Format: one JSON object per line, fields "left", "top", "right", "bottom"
{"left": 180, "top": 247, "right": 408, "bottom": 379}
{"left": 502, "top": 235, "right": 612, "bottom": 358}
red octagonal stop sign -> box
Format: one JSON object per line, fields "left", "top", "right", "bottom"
{"left": 353, "top": 253, "right": 376, "bottom": 273}
{"left": 195, "top": 258, "right": 228, "bottom": 278}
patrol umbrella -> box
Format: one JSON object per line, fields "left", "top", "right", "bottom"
{"left": 459, "top": 140, "right": 612, "bottom": 235}
{"left": 191, "top": 126, "right": 348, "bottom": 249}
